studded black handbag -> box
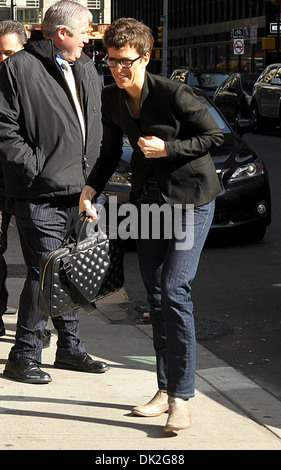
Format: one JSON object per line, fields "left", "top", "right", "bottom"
{"left": 38, "top": 212, "right": 124, "bottom": 318}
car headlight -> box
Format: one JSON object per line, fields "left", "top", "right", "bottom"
{"left": 108, "top": 171, "right": 131, "bottom": 186}
{"left": 228, "top": 160, "right": 265, "bottom": 183}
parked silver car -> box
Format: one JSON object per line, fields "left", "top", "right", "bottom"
{"left": 251, "top": 63, "right": 281, "bottom": 132}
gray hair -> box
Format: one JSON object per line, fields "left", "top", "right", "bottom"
{"left": 41, "top": 1, "right": 92, "bottom": 37}
{"left": 0, "top": 20, "right": 27, "bottom": 45}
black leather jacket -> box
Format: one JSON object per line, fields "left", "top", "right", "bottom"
{"left": 0, "top": 38, "right": 102, "bottom": 199}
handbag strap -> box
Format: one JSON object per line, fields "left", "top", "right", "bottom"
{"left": 60, "top": 211, "right": 105, "bottom": 253}
{"left": 60, "top": 212, "right": 87, "bottom": 247}
{"left": 66, "top": 278, "right": 97, "bottom": 314}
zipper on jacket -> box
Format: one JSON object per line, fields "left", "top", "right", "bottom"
{"left": 82, "top": 154, "right": 89, "bottom": 182}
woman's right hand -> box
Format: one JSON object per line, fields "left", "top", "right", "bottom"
{"left": 79, "top": 185, "right": 98, "bottom": 222}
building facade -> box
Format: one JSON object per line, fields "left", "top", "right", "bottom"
{"left": 1, "top": 0, "right": 280, "bottom": 77}
{"left": 0, "top": 0, "right": 110, "bottom": 26}
{"left": 111, "top": 0, "right": 269, "bottom": 76}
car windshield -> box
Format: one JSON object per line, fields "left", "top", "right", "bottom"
{"left": 196, "top": 93, "right": 231, "bottom": 134}
{"left": 188, "top": 72, "right": 228, "bottom": 87}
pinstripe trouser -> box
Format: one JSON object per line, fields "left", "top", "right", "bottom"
{"left": 0, "top": 198, "right": 11, "bottom": 315}
{"left": 6, "top": 194, "right": 86, "bottom": 363}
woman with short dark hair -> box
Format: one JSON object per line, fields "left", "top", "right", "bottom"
{"left": 80, "top": 17, "right": 223, "bottom": 432}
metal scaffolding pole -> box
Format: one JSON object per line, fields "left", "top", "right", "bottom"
{"left": 11, "top": 0, "right": 17, "bottom": 20}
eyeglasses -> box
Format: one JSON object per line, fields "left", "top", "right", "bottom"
{"left": 104, "top": 55, "right": 143, "bottom": 68}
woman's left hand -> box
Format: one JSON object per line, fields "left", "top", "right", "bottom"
{"left": 138, "top": 136, "right": 167, "bottom": 158}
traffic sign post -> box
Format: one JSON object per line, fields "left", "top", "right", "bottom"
{"left": 232, "top": 27, "right": 244, "bottom": 72}
{"left": 233, "top": 38, "right": 244, "bottom": 55}
{"left": 250, "top": 25, "right": 257, "bottom": 44}
{"left": 232, "top": 27, "right": 245, "bottom": 55}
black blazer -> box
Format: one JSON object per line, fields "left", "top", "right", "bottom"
{"left": 87, "top": 72, "right": 224, "bottom": 206}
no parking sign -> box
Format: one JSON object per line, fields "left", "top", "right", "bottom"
{"left": 233, "top": 38, "right": 244, "bottom": 55}
{"left": 233, "top": 28, "right": 244, "bottom": 55}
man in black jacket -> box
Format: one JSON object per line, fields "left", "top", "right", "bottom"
{"left": 0, "top": 1, "right": 109, "bottom": 383}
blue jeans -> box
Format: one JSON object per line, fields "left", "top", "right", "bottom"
{"left": 6, "top": 195, "right": 86, "bottom": 363}
{"left": 135, "top": 182, "right": 215, "bottom": 399}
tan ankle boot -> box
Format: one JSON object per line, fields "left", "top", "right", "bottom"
{"left": 164, "top": 396, "right": 192, "bottom": 431}
{"left": 132, "top": 390, "right": 168, "bottom": 417}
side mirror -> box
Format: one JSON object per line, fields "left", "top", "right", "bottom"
{"left": 235, "top": 118, "right": 256, "bottom": 136}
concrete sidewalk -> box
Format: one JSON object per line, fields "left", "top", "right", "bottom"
{"left": 0, "top": 220, "right": 281, "bottom": 450}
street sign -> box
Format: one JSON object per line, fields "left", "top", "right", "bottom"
{"left": 250, "top": 25, "right": 257, "bottom": 44}
{"left": 233, "top": 38, "right": 244, "bottom": 55}
{"left": 270, "top": 22, "right": 281, "bottom": 33}
{"left": 233, "top": 28, "right": 244, "bottom": 38}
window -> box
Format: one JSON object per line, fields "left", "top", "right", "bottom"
{"left": 87, "top": 0, "right": 100, "bottom": 7}
{"left": 275, "top": 68, "right": 281, "bottom": 80}
{"left": 89, "top": 9, "right": 101, "bottom": 22}
{"left": 26, "top": 0, "right": 39, "bottom": 6}
{"left": 258, "top": 66, "right": 279, "bottom": 83}
{"left": 16, "top": 8, "right": 39, "bottom": 23}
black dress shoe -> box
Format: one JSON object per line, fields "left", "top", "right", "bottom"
{"left": 54, "top": 352, "right": 109, "bottom": 373}
{"left": 4, "top": 358, "right": 52, "bottom": 384}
